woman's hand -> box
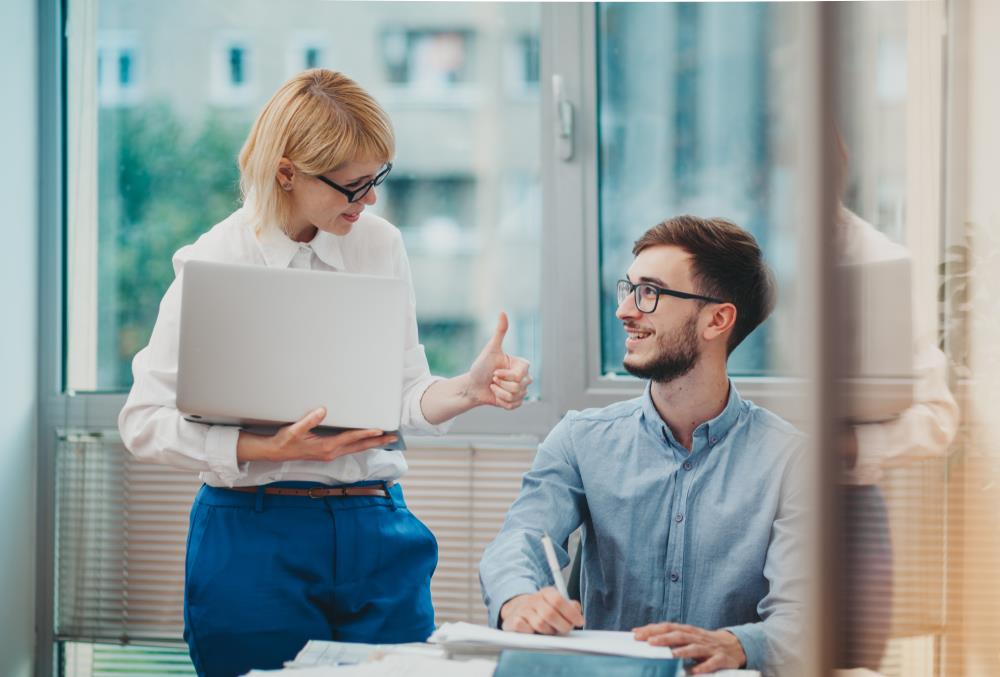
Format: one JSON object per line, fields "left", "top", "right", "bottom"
{"left": 236, "top": 407, "right": 397, "bottom": 463}
{"left": 418, "top": 312, "right": 533, "bottom": 425}
{"left": 465, "top": 312, "right": 533, "bottom": 410}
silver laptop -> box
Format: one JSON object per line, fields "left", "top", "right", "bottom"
{"left": 177, "top": 260, "right": 407, "bottom": 447}
{"left": 840, "top": 255, "right": 916, "bottom": 422}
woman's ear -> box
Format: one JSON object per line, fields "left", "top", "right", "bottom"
{"left": 276, "top": 157, "right": 296, "bottom": 191}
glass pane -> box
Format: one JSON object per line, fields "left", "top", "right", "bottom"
{"left": 596, "top": 2, "right": 801, "bottom": 377}
{"left": 831, "top": 3, "right": 956, "bottom": 676}
{"left": 66, "top": 1, "right": 542, "bottom": 393}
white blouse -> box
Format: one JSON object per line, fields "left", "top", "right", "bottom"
{"left": 118, "top": 206, "right": 449, "bottom": 487}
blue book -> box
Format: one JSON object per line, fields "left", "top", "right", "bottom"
{"left": 493, "top": 650, "right": 684, "bottom": 677}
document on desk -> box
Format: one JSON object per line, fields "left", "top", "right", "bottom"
{"left": 428, "top": 622, "right": 675, "bottom": 660}
{"left": 286, "top": 640, "right": 444, "bottom": 668}
{"left": 246, "top": 654, "right": 495, "bottom": 677}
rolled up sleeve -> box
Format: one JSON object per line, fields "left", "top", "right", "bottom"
{"left": 118, "top": 256, "right": 249, "bottom": 483}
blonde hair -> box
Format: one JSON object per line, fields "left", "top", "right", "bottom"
{"left": 238, "top": 69, "right": 395, "bottom": 231}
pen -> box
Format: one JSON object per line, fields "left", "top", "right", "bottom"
{"left": 541, "top": 533, "right": 570, "bottom": 599}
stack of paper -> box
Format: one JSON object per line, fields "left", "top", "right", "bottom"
{"left": 428, "top": 622, "right": 675, "bottom": 660}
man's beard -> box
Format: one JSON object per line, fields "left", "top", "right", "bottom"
{"left": 623, "top": 315, "right": 701, "bottom": 384}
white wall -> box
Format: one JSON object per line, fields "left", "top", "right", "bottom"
{"left": 0, "top": 0, "right": 38, "bottom": 674}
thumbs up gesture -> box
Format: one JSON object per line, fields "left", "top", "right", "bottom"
{"left": 466, "top": 312, "right": 532, "bottom": 410}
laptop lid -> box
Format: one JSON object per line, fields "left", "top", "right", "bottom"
{"left": 840, "top": 255, "right": 916, "bottom": 422}
{"left": 176, "top": 260, "right": 407, "bottom": 433}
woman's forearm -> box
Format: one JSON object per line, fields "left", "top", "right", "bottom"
{"left": 419, "top": 373, "right": 481, "bottom": 425}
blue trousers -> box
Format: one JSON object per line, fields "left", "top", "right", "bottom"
{"left": 182, "top": 481, "right": 437, "bottom": 677}
{"left": 839, "top": 485, "right": 893, "bottom": 669}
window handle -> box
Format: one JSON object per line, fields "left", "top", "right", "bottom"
{"left": 552, "top": 74, "right": 575, "bottom": 162}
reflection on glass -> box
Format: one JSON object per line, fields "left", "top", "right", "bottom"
{"left": 596, "top": 2, "right": 799, "bottom": 377}
{"left": 67, "top": 1, "right": 541, "bottom": 393}
{"left": 832, "top": 3, "right": 964, "bottom": 676}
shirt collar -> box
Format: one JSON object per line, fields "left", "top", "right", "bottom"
{"left": 640, "top": 378, "right": 746, "bottom": 448}
{"left": 309, "top": 229, "right": 347, "bottom": 270}
{"left": 254, "top": 222, "right": 347, "bottom": 271}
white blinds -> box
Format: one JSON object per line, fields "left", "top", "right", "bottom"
{"left": 54, "top": 432, "right": 538, "bottom": 643}
{"left": 871, "top": 458, "right": 949, "bottom": 674}
{"left": 404, "top": 441, "right": 540, "bottom": 624}
{"left": 56, "top": 433, "right": 201, "bottom": 642}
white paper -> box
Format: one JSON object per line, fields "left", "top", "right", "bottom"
{"left": 289, "top": 640, "right": 378, "bottom": 667}
{"left": 247, "top": 654, "right": 494, "bottom": 677}
{"left": 428, "top": 621, "right": 675, "bottom": 660}
{"left": 287, "top": 640, "right": 445, "bottom": 668}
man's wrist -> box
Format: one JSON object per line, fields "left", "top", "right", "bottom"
{"left": 723, "top": 630, "right": 748, "bottom": 668}
{"left": 498, "top": 592, "right": 537, "bottom": 628}
{"left": 499, "top": 593, "right": 526, "bottom": 619}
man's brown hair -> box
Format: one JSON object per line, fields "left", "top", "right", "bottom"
{"left": 633, "top": 215, "right": 776, "bottom": 354}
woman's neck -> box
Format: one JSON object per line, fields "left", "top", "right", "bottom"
{"left": 285, "top": 220, "right": 318, "bottom": 243}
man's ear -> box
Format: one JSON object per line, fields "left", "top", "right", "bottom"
{"left": 276, "top": 157, "right": 296, "bottom": 188}
{"left": 702, "top": 303, "right": 737, "bottom": 344}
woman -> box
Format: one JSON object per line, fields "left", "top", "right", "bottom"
{"left": 118, "top": 69, "right": 531, "bottom": 677}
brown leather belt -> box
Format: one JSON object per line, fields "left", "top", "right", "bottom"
{"left": 228, "top": 483, "right": 392, "bottom": 499}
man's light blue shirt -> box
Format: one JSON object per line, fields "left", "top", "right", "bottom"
{"left": 479, "top": 381, "right": 807, "bottom": 674}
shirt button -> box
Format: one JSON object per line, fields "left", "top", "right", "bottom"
{"left": 710, "top": 436, "right": 718, "bottom": 444}
{"left": 683, "top": 461, "right": 693, "bottom": 471}
{"left": 675, "top": 513, "right": 684, "bottom": 523}
{"left": 670, "top": 572, "right": 680, "bottom": 582}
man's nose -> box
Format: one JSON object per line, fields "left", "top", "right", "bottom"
{"left": 615, "top": 293, "right": 639, "bottom": 320}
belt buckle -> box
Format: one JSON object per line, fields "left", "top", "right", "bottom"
{"left": 307, "top": 487, "right": 324, "bottom": 499}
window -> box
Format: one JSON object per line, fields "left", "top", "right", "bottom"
{"left": 97, "top": 32, "right": 141, "bottom": 106}
{"left": 286, "top": 32, "right": 329, "bottom": 76}
{"left": 65, "top": 2, "right": 541, "bottom": 394}
{"left": 382, "top": 28, "right": 474, "bottom": 93}
{"left": 504, "top": 34, "right": 540, "bottom": 95}
{"left": 229, "top": 46, "right": 246, "bottom": 84}
{"left": 383, "top": 176, "right": 477, "bottom": 238}
{"left": 596, "top": 3, "right": 800, "bottom": 378}
{"left": 210, "top": 33, "right": 255, "bottom": 105}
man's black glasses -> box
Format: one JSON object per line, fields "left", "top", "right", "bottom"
{"left": 617, "top": 279, "right": 725, "bottom": 314}
{"left": 315, "top": 162, "right": 392, "bottom": 203}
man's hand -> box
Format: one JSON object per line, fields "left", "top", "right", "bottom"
{"left": 499, "top": 588, "right": 584, "bottom": 635}
{"left": 633, "top": 622, "right": 747, "bottom": 674}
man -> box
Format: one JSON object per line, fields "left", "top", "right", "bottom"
{"left": 479, "top": 216, "right": 806, "bottom": 675}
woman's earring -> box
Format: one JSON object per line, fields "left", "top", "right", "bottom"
{"left": 282, "top": 183, "right": 292, "bottom": 191}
